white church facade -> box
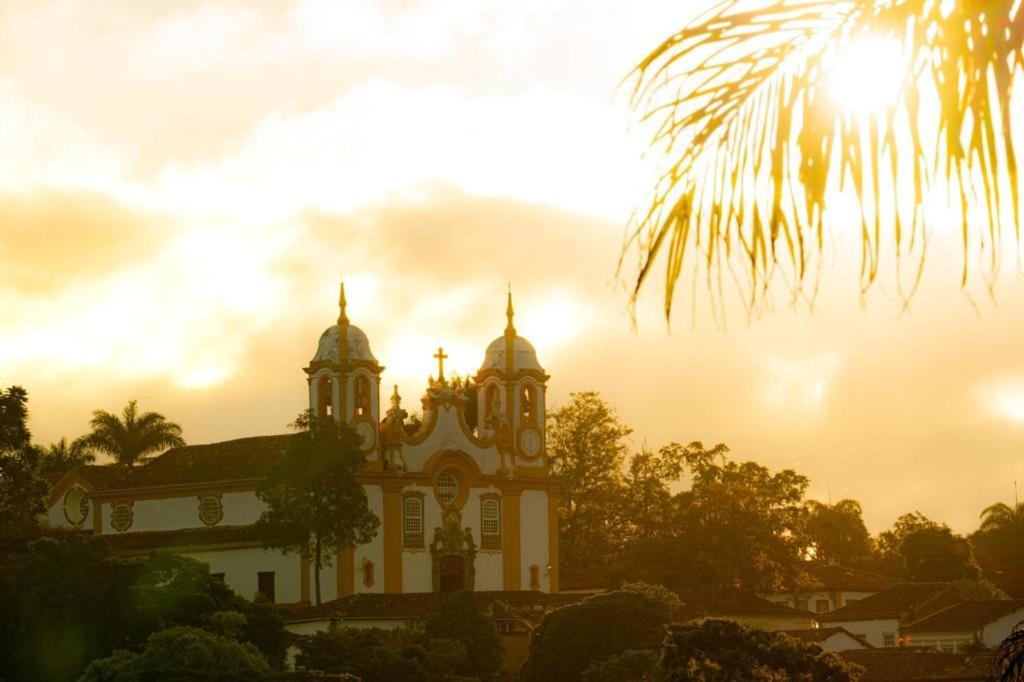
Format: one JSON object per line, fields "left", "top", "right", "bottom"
{"left": 44, "top": 285, "right": 560, "bottom": 606}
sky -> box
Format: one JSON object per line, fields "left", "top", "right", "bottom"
{"left": 1, "top": 0, "right": 1023, "bottom": 534}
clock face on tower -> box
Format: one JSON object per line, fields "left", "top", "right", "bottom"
{"left": 354, "top": 420, "right": 376, "bottom": 450}
{"left": 519, "top": 428, "right": 542, "bottom": 459}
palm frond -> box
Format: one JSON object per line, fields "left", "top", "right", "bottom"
{"left": 623, "top": 0, "right": 1024, "bottom": 320}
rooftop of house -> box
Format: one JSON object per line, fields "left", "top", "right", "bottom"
{"left": 838, "top": 649, "right": 998, "bottom": 681}
{"left": 779, "top": 627, "right": 873, "bottom": 648}
{"left": 676, "top": 584, "right": 816, "bottom": 621}
{"left": 792, "top": 563, "right": 899, "bottom": 593}
{"left": 901, "top": 600, "right": 1024, "bottom": 633}
{"left": 98, "top": 524, "right": 262, "bottom": 554}
{"left": 819, "top": 583, "right": 962, "bottom": 623}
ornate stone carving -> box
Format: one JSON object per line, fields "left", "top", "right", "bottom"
{"left": 429, "top": 506, "right": 476, "bottom": 592}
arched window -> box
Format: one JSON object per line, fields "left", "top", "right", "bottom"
{"left": 520, "top": 384, "right": 536, "bottom": 423}
{"left": 480, "top": 497, "right": 501, "bottom": 549}
{"left": 485, "top": 384, "right": 501, "bottom": 418}
{"left": 529, "top": 564, "right": 541, "bottom": 590}
{"left": 403, "top": 494, "right": 424, "bottom": 548}
{"left": 362, "top": 559, "right": 375, "bottom": 588}
{"left": 354, "top": 375, "right": 371, "bottom": 416}
{"left": 435, "top": 470, "right": 459, "bottom": 506}
{"left": 317, "top": 375, "right": 333, "bottom": 417}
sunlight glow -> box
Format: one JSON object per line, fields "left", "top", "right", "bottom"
{"left": 827, "top": 36, "right": 908, "bottom": 115}
{"left": 993, "top": 385, "right": 1024, "bottom": 424}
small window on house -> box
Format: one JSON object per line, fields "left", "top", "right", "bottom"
{"left": 362, "top": 559, "right": 375, "bottom": 588}
{"left": 481, "top": 498, "right": 501, "bottom": 549}
{"left": 110, "top": 501, "right": 133, "bottom": 532}
{"left": 210, "top": 572, "right": 225, "bottom": 583}
{"left": 403, "top": 495, "right": 424, "bottom": 547}
{"left": 63, "top": 487, "right": 90, "bottom": 526}
{"left": 796, "top": 600, "right": 809, "bottom": 611}
{"left": 355, "top": 375, "right": 371, "bottom": 416}
{"left": 198, "top": 495, "right": 223, "bottom": 526}
{"left": 940, "top": 643, "right": 955, "bottom": 654}
{"left": 815, "top": 599, "right": 829, "bottom": 613}
{"left": 883, "top": 633, "right": 896, "bottom": 648}
{"left": 257, "top": 571, "right": 276, "bottom": 602}
{"left": 528, "top": 564, "right": 540, "bottom": 590}
{"left": 317, "top": 375, "right": 333, "bottom": 417}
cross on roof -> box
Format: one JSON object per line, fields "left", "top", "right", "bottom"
{"left": 434, "top": 346, "right": 448, "bottom": 382}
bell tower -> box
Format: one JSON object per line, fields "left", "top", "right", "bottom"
{"left": 304, "top": 282, "right": 384, "bottom": 459}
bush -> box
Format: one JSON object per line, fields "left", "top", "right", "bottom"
{"left": 582, "top": 650, "right": 661, "bottom": 682}
{"left": 519, "top": 591, "right": 671, "bottom": 682}
{"left": 424, "top": 591, "right": 502, "bottom": 679}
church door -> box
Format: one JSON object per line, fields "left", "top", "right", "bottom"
{"left": 439, "top": 555, "right": 465, "bottom": 592}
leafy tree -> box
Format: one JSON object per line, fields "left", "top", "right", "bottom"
{"left": 623, "top": 0, "right": 1024, "bottom": 316}
{"left": 621, "top": 581, "right": 682, "bottom": 614}
{"left": 76, "top": 399, "right": 185, "bottom": 467}
{"left": 582, "top": 649, "right": 660, "bottom": 682}
{"left": 0, "top": 385, "right": 47, "bottom": 542}
{"left": 36, "top": 436, "right": 94, "bottom": 480}
{"left": 803, "top": 499, "right": 872, "bottom": 566}
{"left": 78, "top": 626, "right": 275, "bottom": 681}
{"left": 0, "top": 535, "right": 285, "bottom": 681}
{"left": 973, "top": 501, "right": 1024, "bottom": 597}
{"left": 660, "top": 620, "right": 861, "bottom": 681}
{"left": 423, "top": 591, "right": 502, "bottom": 680}
{"left": 547, "top": 392, "right": 632, "bottom": 585}
{"left": 256, "top": 411, "right": 379, "bottom": 605}
{"left": 619, "top": 443, "right": 688, "bottom": 543}
{"left": 878, "top": 512, "right": 980, "bottom": 581}
{"left": 519, "top": 591, "right": 670, "bottom": 682}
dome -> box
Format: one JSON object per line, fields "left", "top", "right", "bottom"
{"left": 479, "top": 335, "right": 543, "bottom": 373}
{"left": 312, "top": 324, "right": 377, "bottom": 364}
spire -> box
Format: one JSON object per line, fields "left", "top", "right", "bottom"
{"left": 504, "top": 285, "right": 516, "bottom": 338}
{"left": 337, "top": 280, "right": 349, "bottom": 362}
{"left": 390, "top": 384, "right": 402, "bottom": 410}
{"left": 504, "top": 285, "right": 516, "bottom": 375}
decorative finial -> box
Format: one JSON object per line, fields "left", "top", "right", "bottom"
{"left": 434, "top": 346, "right": 448, "bottom": 383}
{"left": 338, "top": 281, "right": 349, "bottom": 325}
{"left": 391, "top": 384, "right": 401, "bottom": 409}
{"left": 505, "top": 286, "right": 516, "bottom": 337}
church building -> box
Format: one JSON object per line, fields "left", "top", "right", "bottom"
{"left": 44, "top": 285, "right": 560, "bottom": 606}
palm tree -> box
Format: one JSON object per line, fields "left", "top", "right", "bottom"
{"left": 77, "top": 400, "right": 185, "bottom": 467}
{"left": 623, "top": 0, "right": 1023, "bottom": 318}
{"left": 981, "top": 502, "right": 1024, "bottom": 533}
{"left": 36, "top": 437, "right": 95, "bottom": 479}
{"left": 999, "top": 623, "right": 1024, "bottom": 680}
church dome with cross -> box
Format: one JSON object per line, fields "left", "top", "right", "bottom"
{"left": 312, "top": 323, "right": 377, "bottom": 364}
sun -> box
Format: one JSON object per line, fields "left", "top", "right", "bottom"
{"left": 827, "top": 35, "right": 908, "bottom": 115}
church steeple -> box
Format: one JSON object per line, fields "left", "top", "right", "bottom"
{"left": 504, "top": 287, "right": 516, "bottom": 375}
{"left": 338, "top": 281, "right": 350, "bottom": 362}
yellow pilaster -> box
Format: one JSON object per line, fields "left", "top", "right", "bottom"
{"left": 337, "top": 546, "right": 354, "bottom": 597}
{"left": 382, "top": 485, "right": 404, "bottom": 592}
{"left": 502, "top": 489, "right": 522, "bottom": 590}
{"left": 547, "top": 493, "right": 560, "bottom": 593}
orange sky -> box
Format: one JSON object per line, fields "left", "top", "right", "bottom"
{"left": 1, "top": 0, "right": 1023, "bottom": 534}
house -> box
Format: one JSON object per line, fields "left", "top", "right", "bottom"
{"left": 44, "top": 285, "right": 560, "bottom": 604}
{"left": 675, "top": 584, "right": 818, "bottom": 631}
{"left": 779, "top": 627, "right": 873, "bottom": 651}
{"left": 764, "top": 563, "right": 898, "bottom": 614}
{"left": 818, "top": 583, "right": 966, "bottom": 648}
{"left": 900, "top": 600, "right": 1024, "bottom": 653}
{"left": 839, "top": 649, "right": 998, "bottom": 681}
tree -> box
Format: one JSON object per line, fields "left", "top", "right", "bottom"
{"left": 660, "top": 619, "right": 861, "bottom": 681}
{"left": 973, "top": 502, "right": 1024, "bottom": 597}
{"left": 519, "top": 591, "right": 671, "bottom": 682}
{"left": 619, "top": 443, "right": 688, "bottom": 544}
{"left": 547, "top": 392, "right": 632, "bottom": 586}
{"left": 582, "top": 650, "right": 660, "bottom": 682}
{"left": 998, "top": 621, "right": 1024, "bottom": 682}
{"left": 76, "top": 399, "right": 185, "bottom": 467}
{"left": 255, "top": 411, "right": 379, "bottom": 605}
{"left": 878, "top": 513, "right": 981, "bottom": 582}
{"left": 423, "top": 591, "right": 502, "bottom": 680}
{"left": 0, "top": 385, "right": 47, "bottom": 542}
{"left": 36, "top": 436, "right": 94, "bottom": 480}
{"left": 803, "top": 499, "right": 872, "bottom": 566}
{"left": 623, "top": 0, "right": 1024, "bottom": 317}
{"left": 78, "top": 626, "right": 275, "bottom": 681}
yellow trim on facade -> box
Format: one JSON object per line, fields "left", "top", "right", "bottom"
{"left": 502, "top": 490, "right": 522, "bottom": 590}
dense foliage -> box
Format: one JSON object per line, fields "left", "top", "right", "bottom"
{"left": 256, "top": 411, "right": 379, "bottom": 605}
{"left": 0, "top": 536, "right": 285, "bottom": 681}
{"left": 660, "top": 620, "right": 861, "bottom": 681}
{"left": 518, "top": 591, "right": 671, "bottom": 682}
{"left": 423, "top": 591, "right": 502, "bottom": 679}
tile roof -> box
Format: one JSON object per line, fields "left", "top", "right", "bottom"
{"left": 819, "top": 583, "right": 959, "bottom": 623}
{"left": 796, "top": 564, "right": 900, "bottom": 593}
{"left": 65, "top": 434, "right": 298, "bottom": 492}
{"left": 676, "top": 584, "right": 815, "bottom": 620}
{"left": 901, "top": 600, "right": 1024, "bottom": 633}
{"left": 779, "top": 627, "right": 873, "bottom": 648}
{"left": 99, "top": 524, "right": 262, "bottom": 553}
{"left": 280, "top": 591, "right": 588, "bottom": 623}
{"left": 838, "top": 650, "right": 997, "bottom": 681}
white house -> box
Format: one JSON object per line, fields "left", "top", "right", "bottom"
{"left": 900, "top": 600, "right": 1024, "bottom": 653}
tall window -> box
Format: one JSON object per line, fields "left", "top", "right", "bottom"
{"left": 815, "top": 599, "right": 829, "bottom": 613}
{"left": 317, "top": 375, "right": 333, "bottom": 417}
{"left": 257, "top": 571, "right": 276, "bottom": 602}
{"left": 529, "top": 564, "right": 541, "bottom": 590}
{"left": 485, "top": 384, "right": 501, "bottom": 419}
{"left": 354, "top": 376, "right": 371, "bottom": 416}
{"left": 480, "top": 497, "right": 501, "bottom": 549}
{"left": 403, "top": 494, "right": 424, "bottom": 548}
{"left": 520, "top": 384, "right": 536, "bottom": 423}
{"left": 362, "top": 559, "right": 375, "bottom": 588}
